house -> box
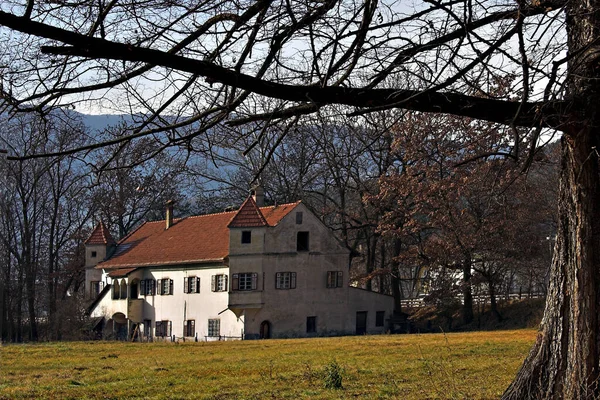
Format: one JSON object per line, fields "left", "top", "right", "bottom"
{"left": 85, "top": 190, "right": 394, "bottom": 340}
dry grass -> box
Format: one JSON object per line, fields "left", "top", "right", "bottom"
{"left": 0, "top": 329, "right": 536, "bottom": 399}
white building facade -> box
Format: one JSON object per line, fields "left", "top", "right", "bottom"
{"left": 86, "top": 194, "right": 394, "bottom": 341}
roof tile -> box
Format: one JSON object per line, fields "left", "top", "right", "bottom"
{"left": 228, "top": 197, "right": 268, "bottom": 228}
{"left": 85, "top": 222, "right": 116, "bottom": 245}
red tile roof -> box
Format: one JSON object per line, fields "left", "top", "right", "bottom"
{"left": 85, "top": 222, "right": 116, "bottom": 245}
{"left": 228, "top": 197, "right": 268, "bottom": 228}
{"left": 97, "top": 200, "right": 300, "bottom": 271}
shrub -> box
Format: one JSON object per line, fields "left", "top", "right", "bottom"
{"left": 322, "top": 360, "right": 343, "bottom": 389}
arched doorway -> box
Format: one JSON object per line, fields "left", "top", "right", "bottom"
{"left": 112, "top": 312, "right": 128, "bottom": 340}
{"left": 260, "top": 320, "right": 271, "bottom": 339}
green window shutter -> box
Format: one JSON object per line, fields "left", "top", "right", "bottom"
{"left": 169, "top": 279, "right": 174, "bottom": 295}
{"left": 196, "top": 277, "right": 200, "bottom": 293}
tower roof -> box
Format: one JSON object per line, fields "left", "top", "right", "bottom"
{"left": 84, "top": 222, "right": 116, "bottom": 245}
{"left": 227, "top": 196, "right": 269, "bottom": 228}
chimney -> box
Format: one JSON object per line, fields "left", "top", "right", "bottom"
{"left": 165, "top": 200, "right": 174, "bottom": 229}
{"left": 252, "top": 186, "right": 264, "bottom": 207}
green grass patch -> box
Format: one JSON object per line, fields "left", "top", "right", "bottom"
{"left": 0, "top": 330, "right": 536, "bottom": 399}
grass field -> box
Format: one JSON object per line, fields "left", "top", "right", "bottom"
{"left": 0, "top": 329, "right": 536, "bottom": 399}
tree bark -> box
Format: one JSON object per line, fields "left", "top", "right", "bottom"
{"left": 463, "top": 256, "right": 474, "bottom": 325}
{"left": 503, "top": 0, "right": 600, "bottom": 396}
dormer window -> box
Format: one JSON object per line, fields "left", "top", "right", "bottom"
{"left": 241, "top": 231, "right": 252, "bottom": 244}
{"left": 297, "top": 231, "right": 309, "bottom": 251}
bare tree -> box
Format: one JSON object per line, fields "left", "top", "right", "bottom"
{"left": 0, "top": 0, "right": 597, "bottom": 396}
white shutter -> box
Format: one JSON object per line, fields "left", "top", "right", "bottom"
{"left": 211, "top": 275, "right": 216, "bottom": 292}
{"left": 157, "top": 279, "right": 162, "bottom": 295}
{"left": 251, "top": 273, "right": 257, "bottom": 290}
{"left": 184, "top": 277, "right": 189, "bottom": 293}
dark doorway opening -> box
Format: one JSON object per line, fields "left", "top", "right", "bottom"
{"left": 260, "top": 320, "right": 271, "bottom": 339}
{"left": 356, "top": 311, "right": 367, "bottom": 335}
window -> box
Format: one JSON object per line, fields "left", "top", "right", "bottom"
{"left": 307, "top": 316, "right": 317, "bottom": 333}
{"left": 276, "top": 272, "right": 296, "bottom": 289}
{"left": 376, "top": 311, "right": 385, "bottom": 327}
{"left": 130, "top": 280, "right": 138, "bottom": 299}
{"left": 155, "top": 320, "right": 172, "bottom": 337}
{"left": 140, "top": 279, "right": 156, "bottom": 296}
{"left": 296, "top": 212, "right": 303, "bottom": 224}
{"left": 232, "top": 273, "right": 257, "bottom": 291}
{"left": 184, "top": 320, "right": 195, "bottom": 337}
{"left": 90, "top": 281, "right": 103, "bottom": 297}
{"left": 157, "top": 278, "right": 174, "bottom": 295}
{"left": 241, "top": 230, "right": 252, "bottom": 244}
{"left": 91, "top": 251, "right": 97, "bottom": 258}
{"left": 208, "top": 319, "right": 220, "bottom": 337}
{"left": 211, "top": 274, "right": 228, "bottom": 292}
{"left": 144, "top": 319, "right": 151, "bottom": 338}
{"left": 184, "top": 277, "right": 200, "bottom": 293}
{"left": 119, "top": 280, "right": 127, "bottom": 299}
{"left": 112, "top": 283, "right": 119, "bottom": 300}
{"left": 297, "top": 231, "right": 309, "bottom": 251}
{"left": 326, "top": 271, "right": 343, "bottom": 288}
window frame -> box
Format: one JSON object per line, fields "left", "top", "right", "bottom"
{"left": 275, "top": 272, "right": 297, "bottom": 290}
{"left": 208, "top": 319, "right": 220, "bottom": 337}
{"left": 211, "top": 274, "right": 228, "bottom": 292}
{"left": 90, "top": 281, "right": 103, "bottom": 297}
{"left": 184, "top": 276, "right": 200, "bottom": 294}
{"left": 184, "top": 320, "right": 195, "bottom": 337}
{"left": 157, "top": 278, "right": 174, "bottom": 295}
{"left": 326, "top": 271, "right": 343, "bottom": 288}
{"left": 232, "top": 272, "right": 258, "bottom": 291}
{"left": 155, "top": 320, "right": 172, "bottom": 337}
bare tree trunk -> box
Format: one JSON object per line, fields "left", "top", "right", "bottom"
{"left": 503, "top": 136, "right": 600, "bottom": 398}
{"left": 391, "top": 238, "right": 402, "bottom": 313}
{"left": 463, "top": 256, "right": 474, "bottom": 325}
{"left": 503, "top": 0, "right": 600, "bottom": 396}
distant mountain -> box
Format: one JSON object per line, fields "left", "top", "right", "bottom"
{"left": 80, "top": 114, "right": 134, "bottom": 132}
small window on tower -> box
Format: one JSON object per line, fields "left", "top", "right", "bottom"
{"left": 91, "top": 251, "right": 97, "bottom": 258}
{"left": 241, "top": 231, "right": 252, "bottom": 244}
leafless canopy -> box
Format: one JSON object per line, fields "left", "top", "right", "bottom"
{"left": 0, "top": 0, "right": 567, "bottom": 161}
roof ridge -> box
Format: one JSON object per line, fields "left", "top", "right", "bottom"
{"left": 259, "top": 200, "right": 301, "bottom": 210}
{"left": 143, "top": 209, "right": 239, "bottom": 225}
